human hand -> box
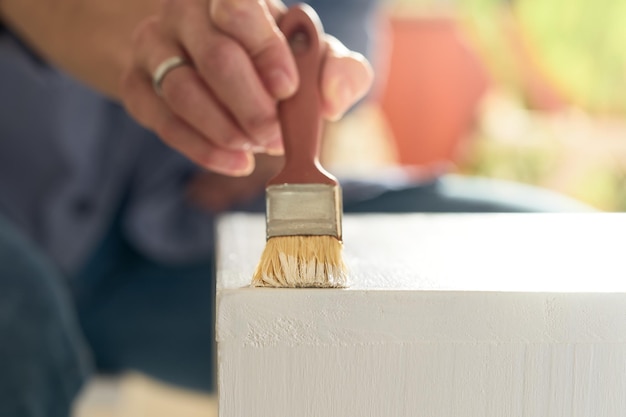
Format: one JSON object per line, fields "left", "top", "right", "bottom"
{"left": 121, "top": 0, "right": 373, "bottom": 177}
{"left": 187, "top": 154, "right": 283, "bottom": 212}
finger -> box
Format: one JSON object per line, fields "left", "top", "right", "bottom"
{"left": 132, "top": 18, "right": 255, "bottom": 152}
{"left": 265, "top": 0, "right": 287, "bottom": 20}
{"left": 160, "top": 66, "right": 256, "bottom": 152}
{"left": 209, "top": 0, "right": 297, "bottom": 99}
{"left": 159, "top": 116, "right": 255, "bottom": 177}
{"left": 121, "top": 68, "right": 255, "bottom": 176}
{"left": 321, "top": 35, "right": 374, "bottom": 121}
{"left": 163, "top": 3, "right": 283, "bottom": 152}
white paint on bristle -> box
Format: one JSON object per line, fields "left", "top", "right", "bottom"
{"left": 217, "top": 213, "right": 626, "bottom": 417}
{"left": 252, "top": 235, "right": 347, "bottom": 288}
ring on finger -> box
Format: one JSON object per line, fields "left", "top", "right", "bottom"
{"left": 152, "top": 56, "right": 189, "bottom": 97}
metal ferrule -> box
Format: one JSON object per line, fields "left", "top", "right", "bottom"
{"left": 266, "top": 184, "right": 342, "bottom": 240}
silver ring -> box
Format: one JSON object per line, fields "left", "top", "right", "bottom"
{"left": 152, "top": 56, "right": 188, "bottom": 97}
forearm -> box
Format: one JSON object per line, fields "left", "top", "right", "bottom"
{"left": 0, "top": 0, "right": 158, "bottom": 98}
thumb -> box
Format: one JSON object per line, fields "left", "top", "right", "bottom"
{"left": 321, "top": 36, "right": 374, "bottom": 121}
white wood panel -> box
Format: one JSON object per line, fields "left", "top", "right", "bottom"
{"left": 216, "top": 213, "right": 626, "bottom": 417}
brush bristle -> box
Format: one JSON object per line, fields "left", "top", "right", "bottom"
{"left": 252, "top": 235, "right": 347, "bottom": 288}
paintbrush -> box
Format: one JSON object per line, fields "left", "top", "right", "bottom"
{"left": 252, "top": 4, "right": 347, "bottom": 288}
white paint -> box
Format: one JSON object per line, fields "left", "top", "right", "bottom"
{"left": 216, "top": 213, "right": 626, "bottom": 417}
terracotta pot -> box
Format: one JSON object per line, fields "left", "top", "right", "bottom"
{"left": 378, "top": 15, "right": 490, "bottom": 168}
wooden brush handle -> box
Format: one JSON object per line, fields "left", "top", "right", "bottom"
{"left": 269, "top": 4, "right": 337, "bottom": 186}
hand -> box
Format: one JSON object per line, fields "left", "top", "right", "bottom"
{"left": 187, "top": 154, "right": 284, "bottom": 212}
{"left": 120, "top": 0, "right": 373, "bottom": 177}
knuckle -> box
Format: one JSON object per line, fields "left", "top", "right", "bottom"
{"left": 130, "top": 17, "right": 160, "bottom": 51}
{"left": 202, "top": 39, "right": 240, "bottom": 75}
{"left": 211, "top": 0, "right": 251, "bottom": 29}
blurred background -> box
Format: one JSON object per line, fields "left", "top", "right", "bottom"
{"left": 75, "top": 0, "right": 626, "bottom": 415}
{"left": 325, "top": 0, "right": 626, "bottom": 211}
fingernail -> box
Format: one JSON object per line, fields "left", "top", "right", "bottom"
{"left": 228, "top": 152, "right": 254, "bottom": 176}
{"left": 267, "top": 68, "right": 297, "bottom": 99}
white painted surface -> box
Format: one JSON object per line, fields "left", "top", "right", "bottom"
{"left": 216, "top": 213, "right": 626, "bottom": 417}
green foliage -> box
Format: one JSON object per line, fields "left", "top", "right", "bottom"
{"left": 516, "top": 0, "right": 626, "bottom": 114}
{"left": 458, "top": 0, "right": 626, "bottom": 114}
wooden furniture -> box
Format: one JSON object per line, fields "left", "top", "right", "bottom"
{"left": 217, "top": 213, "right": 626, "bottom": 417}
